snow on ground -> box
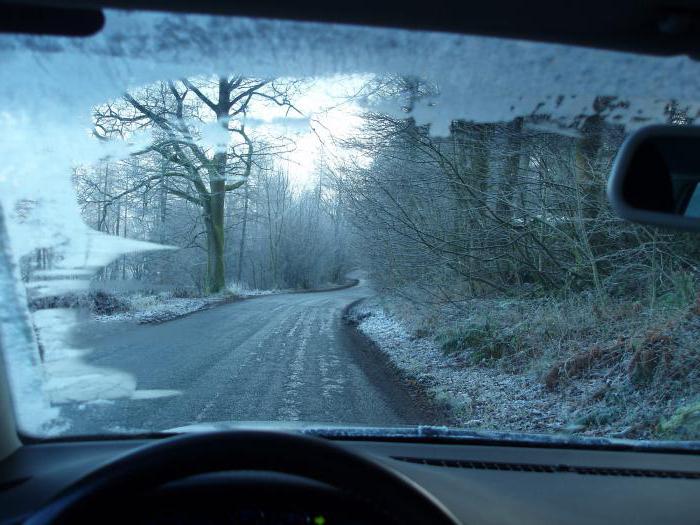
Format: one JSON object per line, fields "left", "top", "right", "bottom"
{"left": 227, "top": 282, "right": 277, "bottom": 297}
{"left": 348, "top": 300, "right": 572, "bottom": 434}
{"left": 94, "top": 284, "right": 276, "bottom": 324}
{"left": 94, "top": 296, "right": 221, "bottom": 324}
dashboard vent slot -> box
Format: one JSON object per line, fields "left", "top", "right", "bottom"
{"left": 392, "top": 456, "right": 700, "bottom": 480}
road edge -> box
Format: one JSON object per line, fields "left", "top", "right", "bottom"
{"left": 341, "top": 298, "right": 455, "bottom": 426}
{"left": 136, "top": 278, "right": 362, "bottom": 325}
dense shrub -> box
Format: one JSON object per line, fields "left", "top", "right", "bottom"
{"left": 171, "top": 287, "right": 200, "bottom": 299}
{"left": 436, "top": 323, "right": 513, "bottom": 364}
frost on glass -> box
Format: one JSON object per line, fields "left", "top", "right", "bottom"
{"left": 1, "top": 9, "right": 700, "bottom": 436}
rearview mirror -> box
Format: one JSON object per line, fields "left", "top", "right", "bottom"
{"left": 608, "top": 125, "right": 700, "bottom": 231}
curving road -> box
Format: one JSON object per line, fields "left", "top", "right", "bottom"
{"left": 58, "top": 279, "right": 434, "bottom": 435}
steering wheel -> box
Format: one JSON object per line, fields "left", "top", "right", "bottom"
{"left": 26, "top": 430, "right": 460, "bottom": 524}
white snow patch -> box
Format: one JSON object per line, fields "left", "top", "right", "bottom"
{"left": 94, "top": 296, "right": 216, "bottom": 324}
{"left": 131, "top": 389, "right": 181, "bottom": 400}
{"left": 93, "top": 286, "right": 278, "bottom": 324}
{"left": 227, "top": 282, "right": 277, "bottom": 297}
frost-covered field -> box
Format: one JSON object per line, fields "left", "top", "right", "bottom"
{"left": 348, "top": 300, "right": 571, "bottom": 434}
{"left": 349, "top": 296, "right": 700, "bottom": 439}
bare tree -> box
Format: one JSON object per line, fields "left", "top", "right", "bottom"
{"left": 93, "top": 76, "right": 300, "bottom": 293}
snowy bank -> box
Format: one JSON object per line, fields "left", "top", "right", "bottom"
{"left": 92, "top": 284, "right": 275, "bottom": 324}
{"left": 349, "top": 288, "right": 700, "bottom": 441}
{"left": 348, "top": 299, "right": 578, "bottom": 435}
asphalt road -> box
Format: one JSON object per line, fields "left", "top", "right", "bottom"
{"left": 59, "top": 280, "right": 434, "bottom": 435}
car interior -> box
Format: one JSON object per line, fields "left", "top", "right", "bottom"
{"left": 2, "top": 1, "right": 700, "bottom": 524}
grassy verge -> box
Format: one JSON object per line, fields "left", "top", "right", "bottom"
{"left": 360, "top": 286, "right": 700, "bottom": 440}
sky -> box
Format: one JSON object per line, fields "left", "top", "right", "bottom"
{"left": 244, "top": 74, "right": 370, "bottom": 187}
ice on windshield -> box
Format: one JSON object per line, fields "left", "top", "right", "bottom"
{"left": 2, "top": 9, "right": 700, "bottom": 440}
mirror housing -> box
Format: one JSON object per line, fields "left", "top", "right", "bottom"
{"left": 608, "top": 125, "right": 700, "bottom": 231}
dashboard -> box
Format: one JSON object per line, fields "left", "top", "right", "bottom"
{"left": 1, "top": 436, "right": 700, "bottom": 524}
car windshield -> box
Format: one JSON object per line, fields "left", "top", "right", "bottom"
{"left": 2, "top": 8, "right": 700, "bottom": 443}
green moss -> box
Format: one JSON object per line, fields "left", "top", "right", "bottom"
{"left": 657, "top": 401, "right": 700, "bottom": 440}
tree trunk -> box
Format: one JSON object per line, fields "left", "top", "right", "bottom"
{"left": 206, "top": 177, "right": 226, "bottom": 294}
{"left": 122, "top": 199, "right": 128, "bottom": 280}
{"left": 159, "top": 163, "right": 168, "bottom": 244}
{"left": 237, "top": 183, "right": 249, "bottom": 283}
{"left": 203, "top": 78, "right": 234, "bottom": 294}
